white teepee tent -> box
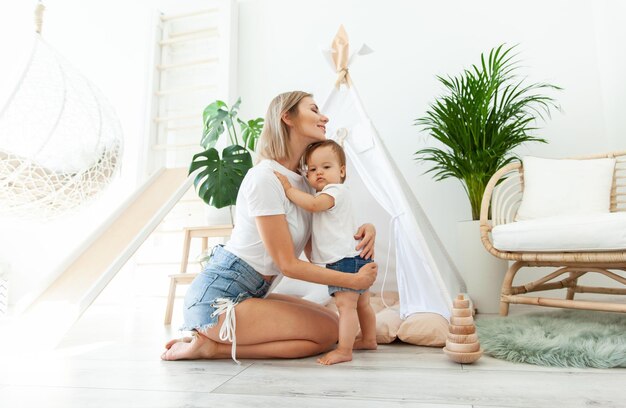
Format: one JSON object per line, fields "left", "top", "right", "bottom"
{"left": 322, "top": 26, "right": 465, "bottom": 319}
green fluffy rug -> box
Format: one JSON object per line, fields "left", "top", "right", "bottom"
{"left": 475, "top": 310, "right": 626, "bottom": 368}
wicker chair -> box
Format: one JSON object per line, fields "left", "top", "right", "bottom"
{"left": 479, "top": 151, "right": 626, "bottom": 316}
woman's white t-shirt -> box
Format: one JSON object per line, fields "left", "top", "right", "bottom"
{"left": 225, "top": 160, "right": 312, "bottom": 278}
{"left": 310, "top": 183, "right": 360, "bottom": 264}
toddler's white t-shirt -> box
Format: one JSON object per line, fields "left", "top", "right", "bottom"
{"left": 310, "top": 184, "right": 360, "bottom": 264}
{"left": 225, "top": 160, "right": 312, "bottom": 277}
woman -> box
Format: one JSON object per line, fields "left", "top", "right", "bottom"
{"left": 162, "top": 91, "right": 377, "bottom": 362}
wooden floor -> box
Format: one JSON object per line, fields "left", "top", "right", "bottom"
{"left": 1, "top": 263, "right": 624, "bottom": 408}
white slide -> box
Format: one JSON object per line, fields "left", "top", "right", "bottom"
{"left": 4, "top": 168, "right": 192, "bottom": 349}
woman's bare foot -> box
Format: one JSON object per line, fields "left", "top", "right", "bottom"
{"left": 165, "top": 336, "right": 193, "bottom": 350}
{"left": 353, "top": 338, "right": 377, "bottom": 350}
{"left": 317, "top": 348, "right": 353, "bottom": 365}
{"left": 161, "top": 333, "right": 218, "bottom": 360}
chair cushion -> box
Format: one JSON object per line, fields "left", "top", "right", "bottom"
{"left": 515, "top": 156, "right": 616, "bottom": 221}
{"left": 493, "top": 212, "right": 626, "bottom": 252}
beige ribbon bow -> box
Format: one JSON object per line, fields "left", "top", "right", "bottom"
{"left": 332, "top": 25, "right": 352, "bottom": 89}
{"left": 35, "top": 3, "right": 45, "bottom": 34}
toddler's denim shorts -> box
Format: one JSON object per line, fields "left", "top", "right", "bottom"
{"left": 181, "top": 245, "right": 271, "bottom": 332}
{"left": 326, "top": 255, "right": 374, "bottom": 296}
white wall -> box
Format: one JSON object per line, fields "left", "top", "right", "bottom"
{"left": 592, "top": 2, "right": 626, "bottom": 151}
{"left": 237, "top": 0, "right": 626, "bottom": 275}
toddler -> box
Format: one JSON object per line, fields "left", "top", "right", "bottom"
{"left": 275, "top": 140, "right": 377, "bottom": 365}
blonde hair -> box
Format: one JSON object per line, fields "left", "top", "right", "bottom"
{"left": 257, "top": 91, "right": 312, "bottom": 161}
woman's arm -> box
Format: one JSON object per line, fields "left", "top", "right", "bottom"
{"left": 256, "top": 215, "right": 377, "bottom": 289}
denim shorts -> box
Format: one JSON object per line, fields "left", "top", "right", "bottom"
{"left": 181, "top": 245, "right": 271, "bottom": 332}
{"left": 326, "top": 255, "right": 374, "bottom": 296}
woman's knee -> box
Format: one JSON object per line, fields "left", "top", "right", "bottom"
{"left": 303, "top": 316, "right": 337, "bottom": 351}
{"left": 317, "top": 333, "right": 338, "bottom": 352}
{"left": 313, "top": 312, "right": 339, "bottom": 345}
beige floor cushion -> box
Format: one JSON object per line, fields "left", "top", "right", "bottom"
{"left": 397, "top": 312, "right": 448, "bottom": 347}
{"left": 326, "top": 292, "right": 448, "bottom": 346}
{"left": 375, "top": 308, "right": 403, "bottom": 344}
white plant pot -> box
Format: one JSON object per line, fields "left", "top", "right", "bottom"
{"left": 204, "top": 205, "right": 235, "bottom": 226}
{"left": 457, "top": 220, "right": 508, "bottom": 314}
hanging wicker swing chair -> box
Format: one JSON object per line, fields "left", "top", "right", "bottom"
{"left": 0, "top": 3, "right": 123, "bottom": 218}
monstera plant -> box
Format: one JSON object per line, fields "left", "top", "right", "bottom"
{"left": 189, "top": 98, "right": 263, "bottom": 208}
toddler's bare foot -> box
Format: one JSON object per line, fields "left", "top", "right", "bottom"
{"left": 353, "top": 338, "right": 378, "bottom": 350}
{"left": 317, "top": 348, "right": 353, "bottom": 365}
{"left": 161, "top": 333, "right": 218, "bottom": 360}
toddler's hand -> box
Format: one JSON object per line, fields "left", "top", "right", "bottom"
{"left": 274, "top": 171, "right": 292, "bottom": 192}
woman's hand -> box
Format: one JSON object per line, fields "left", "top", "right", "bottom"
{"left": 256, "top": 215, "right": 371, "bottom": 290}
{"left": 353, "top": 262, "right": 378, "bottom": 290}
{"left": 354, "top": 223, "right": 376, "bottom": 259}
{"left": 274, "top": 171, "right": 292, "bottom": 192}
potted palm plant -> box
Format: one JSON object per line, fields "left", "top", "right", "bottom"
{"left": 415, "top": 44, "right": 561, "bottom": 312}
{"left": 189, "top": 98, "right": 263, "bottom": 222}
{"left": 415, "top": 44, "right": 560, "bottom": 220}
